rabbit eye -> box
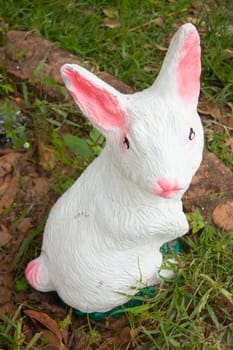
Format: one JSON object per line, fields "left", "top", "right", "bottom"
{"left": 189, "top": 128, "right": 195, "bottom": 140}
{"left": 123, "top": 137, "right": 130, "bottom": 149}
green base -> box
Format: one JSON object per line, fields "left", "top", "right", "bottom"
{"left": 51, "top": 239, "right": 181, "bottom": 320}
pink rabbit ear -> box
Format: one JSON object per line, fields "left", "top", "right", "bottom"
{"left": 176, "top": 27, "right": 201, "bottom": 105}
{"left": 153, "top": 23, "right": 201, "bottom": 106}
{"left": 61, "top": 64, "right": 125, "bottom": 130}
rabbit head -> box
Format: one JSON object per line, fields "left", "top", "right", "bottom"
{"left": 61, "top": 23, "right": 204, "bottom": 199}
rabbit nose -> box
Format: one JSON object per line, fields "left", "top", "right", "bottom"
{"left": 153, "top": 179, "right": 182, "bottom": 198}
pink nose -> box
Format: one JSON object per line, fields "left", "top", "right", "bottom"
{"left": 154, "top": 179, "right": 182, "bottom": 198}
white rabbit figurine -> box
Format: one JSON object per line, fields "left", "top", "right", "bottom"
{"left": 25, "top": 23, "right": 204, "bottom": 313}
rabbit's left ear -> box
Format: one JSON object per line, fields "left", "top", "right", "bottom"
{"left": 153, "top": 23, "right": 201, "bottom": 107}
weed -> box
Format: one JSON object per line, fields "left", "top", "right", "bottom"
{"left": 207, "top": 132, "right": 233, "bottom": 171}
{"left": 63, "top": 127, "right": 105, "bottom": 159}
{"left": 0, "top": 306, "right": 24, "bottom": 349}
{"left": 126, "top": 226, "right": 233, "bottom": 348}
{"left": 0, "top": 71, "right": 15, "bottom": 96}
{"left": 187, "top": 208, "right": 205, "bottom": 234}
{"left": 0, "top": 99, "right": 28, "bottom": 149}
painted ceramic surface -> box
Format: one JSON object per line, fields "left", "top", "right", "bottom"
{"left": 25, "top": 24, "right": 204, "bottom": 313}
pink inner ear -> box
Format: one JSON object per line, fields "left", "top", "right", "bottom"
{"left": 176, "top": 30, "right": 201, "bottom": 105}
{"left": 63, "top": 68, "right": 125, "bottom": 129}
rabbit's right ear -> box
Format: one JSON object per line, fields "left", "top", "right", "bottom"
{"left": 153, "top": 23, "right": 201, "bottom": 107}
{"left": 61, "top": 64, "right": 125, "bottom": 132}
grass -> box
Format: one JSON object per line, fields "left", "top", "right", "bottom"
{"left": 0, "top": 0, "right": 233, "bottom": 349}
{"left": 1, "top": 0, "right": 233, "bottom": 93}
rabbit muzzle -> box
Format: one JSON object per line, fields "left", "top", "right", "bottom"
{"left": 153, "top": 178, "right": 183, "bottom": 198}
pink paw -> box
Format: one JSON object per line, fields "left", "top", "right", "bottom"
{"left": 25, "top": 258, "right": 40, "bottom": 289}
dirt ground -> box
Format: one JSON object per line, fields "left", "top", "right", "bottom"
{"left": 0, "top": 31, "right": 233, "bottom": 349}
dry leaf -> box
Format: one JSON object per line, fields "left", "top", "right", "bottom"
{"left": 38, "top": 141, "right": 57, "bottom": 171}
{"left": 143, "top": 65, "right": 158, "bottom": 72}
{"left": 0, "top": 152, "right": 21, "bottom": 176}
{"left": 107, "top": 315, "right": 128, "bottom": 329}
{"left": 227, "top": 24, "right": 233, "bottom": 36}
{"left": 223, "top": 49, "right": 233, "bottom": 60}
{"left": 100, "top": 18, "right": 121, "bottom": 29}
{"left": 0, "top": 301, "right": 14, "bottom": 314}
{"left": 0, "top": 224, "right": 12, "bottom": 247}
{"left": 82, "top": 8, "right": 94, "bottom": 16}
{"left": 41, "top": 329, "right": 63, "bottom": 348}
{"left": 0, "top": 152, "right": 20, "bottom": 213}
{"left": 119, "top": 326, "right": 131, "bottom": 343}
{"left": 155, "top": 44, "right": 168, "bottom": 52}
{"left": 192, "top": 2, "right": 202, "bottom": 9}
{"left": 17, "top": 217, "right": 33, "bottom": 233}
{"left": 153, "top": 17, "right": 164, "bottom": 27}
{"left": 24, "top": 309, "right": 64, "bottom": 346}
{"left": 95, "top": 339, "right": 115, "bottom": 350}
{"left": 103, "top": 8, "right": 119, "bottom": 18}
{"left": 186, "top": 17, "right": 198, "bottom": 25}
{"left": 225, "top": 137, "right": 233, "bottom": 151}
{"left": 198, "top": 100, "right": 222, "bottom": 120}
{"left": 0, "top": 286, "right": 11, "bottom": 304}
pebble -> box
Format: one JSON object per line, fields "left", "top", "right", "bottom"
{"left": 212, "top": 201, "right": 233, "bottom": 231}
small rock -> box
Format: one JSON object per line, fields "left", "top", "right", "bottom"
{"left": 212, "top": 201, "right": 233, "bottom": 231}
{"left": 0, "top": 224, "right": 13, "bottom": 246}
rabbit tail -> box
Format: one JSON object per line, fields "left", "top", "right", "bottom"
{"left": 25, "top": 255, "right": 54, "bottom": 292}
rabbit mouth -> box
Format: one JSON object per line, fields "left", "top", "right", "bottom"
{"left": 153, "top": 179, "right": 183, "bottom": 198}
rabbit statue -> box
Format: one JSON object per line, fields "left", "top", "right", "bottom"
{"left": 25, "top": 23, "right": 204, "bottom": 313}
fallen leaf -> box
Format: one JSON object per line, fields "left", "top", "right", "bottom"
{"left": 225, "top": 138, "right": 233, "bottom": 151}
{"left": 24, "top": 309, "right": 63, "bottom": 346}
{"left": 0, "top": 286, "right": 11, "bottom": 304}
{"left": 155, "top": 44, "right": 168, "bottom": 52}
{"left": 17, "top": 217, "right": 33, "bottom": 233}
{"left": 82, "top": 8, "right": 94, "bottom": 16}
{"left": 112, "top": 18, "right": 165, "bottom": 40}
{"left": 198, "top": 100, "right": 222, "bottom": 120}
{"left": 227, "top": 24, "right": 233, "bottom": 36}
{"left": 0, "top": 152, "right": 20, "bottom": 213}
{"left": 0, "top": 301, "right": 14, "bottom": 314}
{"left": 144, "top": 65, "right": 158, "bottom": 72}
{"left": 0, "top": 224, "right": 12, "bottom": 246}
{"left": 0, "top": 152, "right": 21, "bottom": 177}
{"left": 223, "top": 48, "right": 233, "bottom": 60}
{"left": 38, "top": 141, "right": 57, "bottom": 171}
{"left": 186, "top": 17, "right": 198, "bottom": 25}
{"left": 41, "top": 329, "right": 63, "bottom": 348}
{"left": 153, "top": 17, "right": 164, "bottom": 27}
{"left": 103, "top": 8, "right": 119, "bottom": 18}
{"left": 95, "top": 339, "right": 115, "bottom": 350}
{"left": 119, "top": 326, "right": 131, "bottom": 343}
{"left": 107, "top": 315, "right": 128, "bottom": 329}
{"left": 0, "top": 173, "right": 13, "bottom": 197}
{"left": 100, "top": 18, "right": 121, "bottom": 28}
{"left": 192, "top": 2, "right": 202, "bottom": 9}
